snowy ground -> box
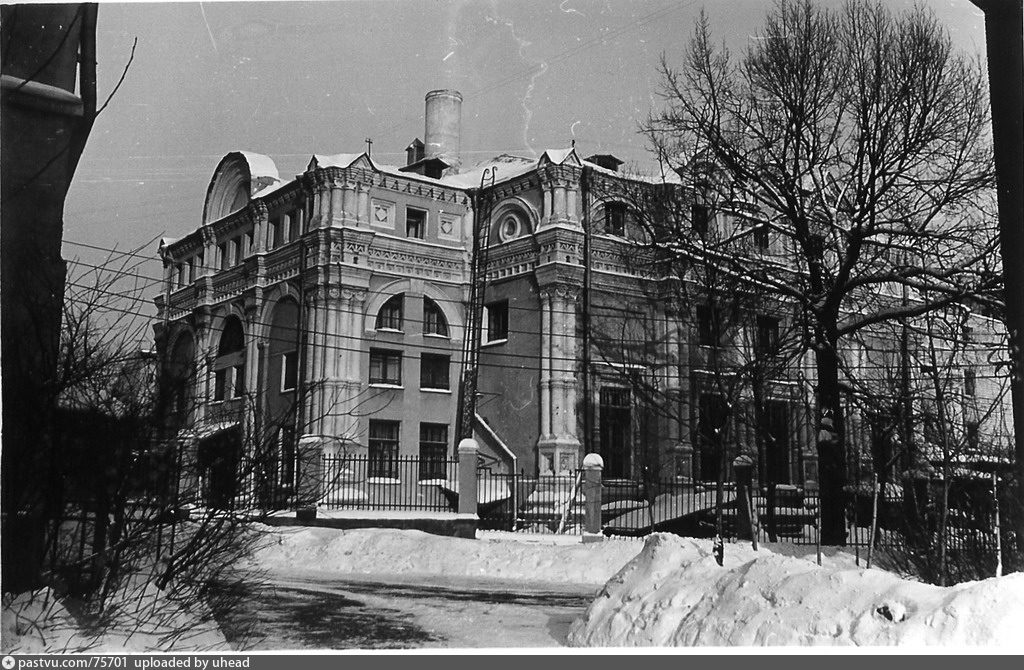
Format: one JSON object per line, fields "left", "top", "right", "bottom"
{"left": 568, "top": 533, "right": 1024, "bottom": 648}
{"left": 9, "top": 526, "right": 1023, "bottom": 650}
{"left": 2, "top": 578, "right": 229, "bottom": 654}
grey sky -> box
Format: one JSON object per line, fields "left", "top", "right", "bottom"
{"left": 61, "top": 0, "right": 987, "bottom": 322}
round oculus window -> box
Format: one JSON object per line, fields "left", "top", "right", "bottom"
{"left": 498, "top": 215, "right": 522, "bottom": 242}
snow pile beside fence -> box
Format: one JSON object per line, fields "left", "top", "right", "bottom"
{"left": 568, "top": 533, "right": 1024, "bottom": 647}
{"left": 253, "top": 525, "right": 642, "bottom": 586}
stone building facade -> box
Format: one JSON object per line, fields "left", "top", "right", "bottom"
{"left": 154, "top": 90, "right": 1013, "bottom": 508}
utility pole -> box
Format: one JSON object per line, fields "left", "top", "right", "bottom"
{"left": 968, "top": 0, "right": 1024, "bottom": 552}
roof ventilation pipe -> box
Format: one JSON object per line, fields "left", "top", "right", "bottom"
{"left": 423, "top": 89, "right": 462, "bottom": 172}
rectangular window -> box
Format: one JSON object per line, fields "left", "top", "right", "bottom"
{"left": 697, "top": 304, "right": 719, "bottom": 346}
{"left": 214, "top": 368, "right": 229, "bottom": 401}
{"left": 485, "top": 300, "right": 509, "bottom": 343}
{"left": 268, "top": 218, "right": 282, "bottom": 249}
{"left": 218, "top": 243, "right": 229, "bottom": 270}
{"left": 691, "top": 204, "right": 710, "bottom": 237}
{"left": 922, "top": 410, "right": 940, "bottom": 445}
{"left": 754, "top": 225, "right": 769, "bottom": 251}
{"left": 369, "top": 348, "right": 402, "bottom": 385}
{"left": 281, "top": 351, "right": 298, "bottom": 392}
{"left": 369, "top": 420, "right": 400, "bottom": 479}
{"left": 244, "top": 230, "right": 254, "bottom": 257}
{"left": 233, "top": 364, "right": 245, "bottom": 398}
{"left": 418, "top": 423, "right": 449, "bottom": 480}
{"left": 963, "top": 325, "right": 974, "bottom": 343}
{"left": 406, "top": 207, "right": 427, "bottom": 239}
{"left": 964, "top": 369, "right": 976, "bottom": 397}
{"left": 231, "top": 238, "right": 242, "bottom": 266}
{"left": 187, "top": 259, "right": 195, "bottom": 283}
{"left": 966, "top": 420, "right": 980, "bottom": 452}
{"left": 290, "top": 210, "right": 303, "bottom": 240}
{"left": 420, "top": 353, "right": 450, "bottom": 390}
{"left": 755, "top": 314, "right": 780, "bottom": 354}
{"left": 175, "top": 264, "right": 185, "bottom": 289}
{"left": 604, "top": 202, "right": 627, "bottom": 236}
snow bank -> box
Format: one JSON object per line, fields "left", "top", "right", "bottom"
{"left": 252, "top": 525, "right": 642, "bottom": 586}
{"left": 568, "top": 533, "right": 1024, "bottom": 648}
{"left": 2, "top": 579, "right": 229, "bottom": 654}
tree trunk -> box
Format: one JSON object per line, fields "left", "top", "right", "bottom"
{"left": 815, "top": 336, "right": 848, "bottom": 545}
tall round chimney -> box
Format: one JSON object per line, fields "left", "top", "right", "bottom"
{"left": 423, "top": 89, "right": 462, "bottom": 166}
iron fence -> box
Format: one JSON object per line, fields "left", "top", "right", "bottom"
{"left": 318, "top": 453, "right": 459, "bottom": 512}
{"left": 598, "top": 476, "right": 1004, "bottom": 576}
{"left": 477, "top": 468, "right": 585, "bottom": 534}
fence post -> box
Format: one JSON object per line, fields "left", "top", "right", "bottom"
{"left": 295, "top": 435, "right": 323, "bottom": 520}
{"left": 582, "top": 453, "right": 604, "bottom": 543}
{"left": 458, "top": 438, "right": 478, "bottom": 516}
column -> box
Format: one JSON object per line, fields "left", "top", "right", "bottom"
{"left": 330, "top": 184, "right": 343, "bottom": 227}
{"left": 357, "top": 184, "right": 370, "bottom": 225}
{"left": 554, "top": 185, "right": 567, "bottom": 223}
{"left": 540, "top": 290, "right": 552, "bottom": 440}
{"left": 343, "top": 182, "right": 358, "bottom": 224}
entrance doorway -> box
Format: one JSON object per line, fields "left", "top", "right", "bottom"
{"left": 765, "top": 400, "right": 791, "bottom": 484}
{"left": 599, "top": 387, "right": 632, "bottom": 479}
{"left": 198, "top": 427, "right": 242, "bottom": 509}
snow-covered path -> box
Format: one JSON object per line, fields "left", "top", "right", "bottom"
{"left": 217, "top": 572, "right": 595, "bottom": 649}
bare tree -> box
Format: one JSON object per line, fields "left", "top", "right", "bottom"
{"left": 645, "top": 0, "right": 997, "bottom": 542}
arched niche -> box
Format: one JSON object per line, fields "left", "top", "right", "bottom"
{"left": 489, "top": 197, "right": 538, "bottom": 243}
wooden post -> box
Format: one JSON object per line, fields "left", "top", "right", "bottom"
{"left": 867, "top": 474, "right": 879, "bottom": 569}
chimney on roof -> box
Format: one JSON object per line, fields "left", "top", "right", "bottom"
{"left": 424, "top": 89, "right": 462, "bottom": 170}
{"left": 406, "top": 138, "right": 425, "bottom": 166}
{"left": 585, "top": 154, "right": 624, "bottom": 172}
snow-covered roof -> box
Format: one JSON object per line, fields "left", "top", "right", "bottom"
{"left": 203, "top": 151, "right": 281, "bottom": 224}
{"left": 308, "top": 152, "right": 367, "bottom": 170}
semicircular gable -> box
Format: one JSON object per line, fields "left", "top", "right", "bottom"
{"left": 203, "top": 151, "right": 281, "bottom": 225}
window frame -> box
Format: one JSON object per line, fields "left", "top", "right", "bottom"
{"left": 213, "top": 367, "right": 229, "bottom": 402}
{"left": 375, "top": 294, "right": 405, "bottom": 332}
{"left": 281, "top": 351, "right": 298, "bottom": 392}
{"left": 603, "top": 202, "right": 628, "bottom": 237}
{"left": 369, "top": 348, "right": 403, "bottom": 386}
{"left": 691, "top": 203, "right": 710, "bottom": 238}
{"left": 406, "top": 207, "right": 427, "bottom": 239}
{"left": 418, "top": 423, "right": 449, "bottom": 481}
{"left": 484, "top": 300, "right": 509, "bottom": 344}
{"left": 423, "top": 297, "right": 449, "bottom": 337}
{"left": 232, "top": 364, "right": 245, "bottom": 398}
{"left": 419, "top": 353, "right": 451, "bottom": 391}
{"left": 368, "top": 419, "right": 400, "bottom": 479}
{"left": 755, "top": 314, "right": 780, "bottom": 354}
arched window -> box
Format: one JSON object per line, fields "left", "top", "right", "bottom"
{"left": 165, "top": 332, "right": 195, "bottom": 424}
{"left": 375, "top": 294, "right": 404, "bottom": 331}
{"left": 423, "top": 297, "right": 448, "bottom": 337}
{"left": 213, "top": 316, "right": 246, "bottom": 401}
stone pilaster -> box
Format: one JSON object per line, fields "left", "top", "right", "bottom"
{"left": 537, "top": 284, "right": 581, "bottom": 475}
